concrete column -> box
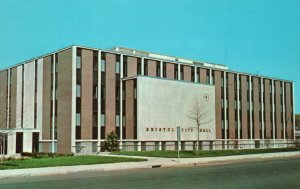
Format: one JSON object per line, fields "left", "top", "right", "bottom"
{"left": 119, "top": 54, "right": 123, "bottom": 150}
{"left": 249, "top": 75, "right": 253, "bottom": 143}
{"left": 292, "top": 82, "right": 296, "bottom": 140}
{"left": 160, "top": 61, "right": 163, "bottom": 78}
{"left": 7, "top": 69, "right": 11, "bottom": 129}
{"left": 224, "top": 72, "right": 227, "bottom": 148}
{"left": 137, "top": 141, "right": 141, "bottom": 151}
{"left": 23, "top": 131, "right": 33, "bottom": 153}
{"left": 209, "top": 69, "right": 212, "bottom": 84}
{"left": 158, "top": 141, "right": 162, "bottom": 150}
{"left": 178, "top": 64, "right": 181, "bottom": 80}
{"left": 71, "top": 46, "right": 77, "bottom": 153}
{"left": 97, "top": 50, "right": 102, "bottom": 151}
{"left": 237, "top": 74, "right": 241, "bottom": 139}
{"left": 141, "top": 58, "right": 144, "bottom": 75}
{"left": 51, "top": 53, "right": 56, "bottom": 153}
{"left": 194, "top": 66, "right": 197, "bottom": 82}
{"left": 282, "top": 81, "right": 286, "bottom": 140}
{"left": 271, "top": 80, "right": 275, "bottom": 143}
{"left": 7, "top": 132, "right": 16, "bottom": 155}
{"left": 261, "top": 78, "right": 265, "bottom": 140}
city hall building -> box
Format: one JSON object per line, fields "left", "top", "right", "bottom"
{"left": 0, "top": 45, "right": 296, "bottom": 155}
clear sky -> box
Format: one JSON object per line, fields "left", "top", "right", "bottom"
{"left": 0, "top": 0, "right": 299, "bottom": 113}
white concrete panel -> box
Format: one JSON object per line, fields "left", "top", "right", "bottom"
{"left": 23, "top": 61, "right": 35, "bottom": 128}
{"left": 37, "top": 59, "right": 43, "bottom": 132}
{"left": 23, "top": 131, "right": 33, "bottom": 152}
{"left": 137, "top": 77, "right": 216, "bottom": 141}
{"left": 16, "top": 66, "right": 23, "bottom": 128}
{"left": 7, "top": 132, "right": 16, "bottom": 155}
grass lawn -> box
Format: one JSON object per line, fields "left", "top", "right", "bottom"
{"left": 113, "top": 147, "right": 300, "bottom": 158}
{"left": 0, "top": 155, "right": 146, "bottom": 170}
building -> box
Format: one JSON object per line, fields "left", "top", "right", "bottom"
{"left": 296, "top": 115, "right": 300, "bottom": 140}
{"left": 0, "top": 45, "right": 296, "bottom": 155}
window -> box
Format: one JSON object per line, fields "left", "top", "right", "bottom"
{"left": 180, "top": 66, "right": 184, "bottom": 80}
{"left": 93, "top": 86, "right": 98, "bottom": 99}
{"left": 156, "top": 61, "right": 160, "bottom": 77}
{"left": 76, "top": 84, "right": 81, "bottom": 97}
{"left": 163, "top": 63, "right": 166, "bottom": 78}
{"left": 123, "top": 115, "right": 126, "bottom": 127}
{"left": 206, "top": 71, "right": 210, "bottom": 84}
{"left": 116, "top": 61, "right": 120, "bottom": 74}
{"left": 93, "top": 113, "right": 97, "bottom": 127}
{"left": 76, "top": 113, "right": 81, "bottom": 126}
{"left": 116, "top": 114, "right": 120, "bottom": 127}
{"left": 101, "top": 59, "right": 106, "bottom": 72}
{"left": 101, "top": 114, "right": 105, "bottom": 126}
{"left": 76, "top": 56, "right": 81, "bottom": 69}
{"left": 144, "top": 60, "right": 148, "bottom": 76}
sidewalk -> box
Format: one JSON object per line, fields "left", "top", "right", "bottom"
{"left": 1, "top": 151, "right": 300, "bottom": 179}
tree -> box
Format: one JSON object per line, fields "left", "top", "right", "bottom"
{"left": 187, "top": 97, "right": 212, "bottom": 155}
{"left": 102, "top": 131, "right": 119, "bottom": 152}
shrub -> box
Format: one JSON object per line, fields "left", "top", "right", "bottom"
{"left": 102, "top": 131, "right": 119, "bottom": 152}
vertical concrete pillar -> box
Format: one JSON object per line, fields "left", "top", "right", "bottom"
{"left": 271, "top": 80, "right": 275, "bottom": 144}
{"left": 71, "top": 46, "right": 77, "bottom": 153}
{"left": 51, "top": 53, "right": 56, "bottom": 153}
{"left": 141, "top": 58, "right": 144, "bottom": 76}
{"left": 119, "top": 54, "right": 123, "bottom": 150}
{"left": 282, "top": 81, "right": 286, "bottom": 140}
{"left": 160, "top": 61, "right": 163, "bottom": 78}
{"left": 97, "top": 50, "right": 102, "bottom": 152}
{"left": 237, "top": 74, "right": 241, "bottom": 140}
{"left": 194, "top": 66, "right": 197, "bottom": 82}
{"left": 261, "top": 78, "right": 265, "bottom": 140}
{"left": 178, "top": 64, "right": 181, "bottom": 80}
{"left": 249, "top": 75, "right": 253, "bottom": 145}
{"left": 137, "top": 141, "right": 141, "bottom": 151}
{"left": 224, "top": 72, "right": 227, "bottom": 149}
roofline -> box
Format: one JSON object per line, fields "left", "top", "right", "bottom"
{"left": 0, "top": 44, "right": 294, "bottom": 83}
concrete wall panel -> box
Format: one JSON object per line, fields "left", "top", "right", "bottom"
{"left": 214, "top": 70, "right": 222, "bottom": 139}
{"left": 127, "top": 56, "right": 137, "bottom": 77}
{"left": 183, "top": 66, "right": 191, "bottom": 82}
{"left": 0, "top": 70, "right": 7, "bottom": 129}
{"left": 57, "top": 49, "right": 73, "bottom": 154}
{"left": 16, "top": 66, "right": 23, "bottom": 128}
{"left": 42, "top": 56, "right": 52, "bottom": 140}
{"left": 36, "top": 59, "right": 43, "bottom": 131}
{"left": 166, "top": 63, "right": 175, "bottom": 80}
{"left": 10, "top": 68, "right": 17, "bottom": 129}
{"left": 125, "top": 80, "right": 135, "bottom": 139}
{"left": 105, "top": 53, "right": 116, "bottom": 135}
{"left": 227, "top": 73, "right": 236, "bottom": 139}
{"left": 81, "top": 49, "right": 93, "bottom": 139}
{"left": 241, "top": 75, "right": 249, "bottom": 139}
{"left": 275, "top": 81, "right": 282, "bottom": 138}
{"left": 23, "top": 61, "right": 35, "bottom": 129}
{"left": 252, "top": 77, "right": 260, "bottom": 139}
{"left": 147, "top": 60, "right": 156, "bottom": 77}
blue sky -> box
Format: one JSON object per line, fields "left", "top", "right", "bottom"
{"left": 0, "top": 0, "right": 299, "bottom": 113}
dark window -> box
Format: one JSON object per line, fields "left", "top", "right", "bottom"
{"left": 144, "top": 60, "right": 148, "bottom": 76}
{"left": 163, "top": 62, "right": 167, "bottom": 78}
{"left": 156, "top": 61, "right": 160, "bottom": 77}
{"left": 137, "top": 58, "right": 141, "bottom": 75}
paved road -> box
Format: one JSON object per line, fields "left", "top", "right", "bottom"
{"left": 1, "top": 157, "right": 300, "bottom": 189}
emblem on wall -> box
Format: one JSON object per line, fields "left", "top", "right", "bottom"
{"left": 203, "top": 93, "right": 210, "bottom": 101}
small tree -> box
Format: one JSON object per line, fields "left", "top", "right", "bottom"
{"left": 102, "top": 131, "right": 119, "bottom": 152}
{"left": 187, "top": 97, "right": 212, "bottom": 155}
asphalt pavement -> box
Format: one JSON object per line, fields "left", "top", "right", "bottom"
{"left": 1, "top": 156, "right": 300, "bottom": 189}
